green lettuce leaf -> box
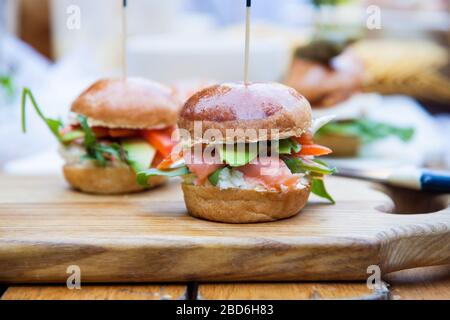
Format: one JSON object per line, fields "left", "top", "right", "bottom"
{"left": 137, "top": 166, "right": 190, "bottom": 186}
{"left": 316, "top": 119, "right": 414, "bottom": 143}
{"left": 311, "top": 177, "right": 335, "bottom": 204}
{"left": 21, "top": 88, "right": 63, "bottom": 142}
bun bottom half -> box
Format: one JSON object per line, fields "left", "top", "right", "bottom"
{"left": 182, "top": 184, "right": 311, "bottom": 223}
{"left": 63, "top": 165, "right": 166, "bottom": 195}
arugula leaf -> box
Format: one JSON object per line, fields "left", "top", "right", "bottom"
{"left": 305, "top": 159, "right": 336, "bottom": 175}
{"left": 312, "top": 158, "right": 336, "bottom": 172}
{"left": 96, "top": 143, "right": 122, "bottom": 160}
{"left": 277, "top": 138, "right": 301, "bottom": 154}
{"left": 21, "top": 88, "right": 64, "bottom": 142}
{"left": 76, "top": 115, "right": 124, "bottom": 167}
{"left": 19, "top": 94, "right": 127, "bottom": 167}
{"left": 283, "top": 157, "right": 335, "bottom": 175}
{"left": 283, "top": 157, "right": 302, "bottom": 173}
{"left": 1, "top": 74, "right": 15, "bottom": 97}
{"left": 291, "top": 140, "right": 302, "bottom": 153}
{"left": 137, "top": 167, "right": 190, "bottom": 186}
{"left": 89, "top": 143, "right": 123, "bottom": 167}
{"left": 219, "top": 143, "right": 258, "bottom": 167}
{"left": 93, "top": 148, "right": 107, "bottom": 167}
{"left": 283, "top": 156, "right": 336, "bottom": 203}
{"left": 208, "top": 167, "right": 225, "bottom": 186}
{"left": 316, "top": 119, "right": 414, "bottom": 143}
{"left": 311, "top": 177, "right": 335, "bottom": 204}
{"left": 77, "top": 115, "right": 96, "bottom": 148}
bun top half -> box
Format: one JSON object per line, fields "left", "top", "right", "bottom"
{"left": 179, "top": 82, "right": 312, "bottom": 144}
{"left": 72, "top": 78, "right": 181, "bottom": 129}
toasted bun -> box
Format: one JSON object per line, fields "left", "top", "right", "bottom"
{"left": 71, "top": 78, "right": 181, "bottom": 129}
{"left": 179, "top": 82, "right": 312, "bottom": 144}
{"left": 63, "top": 165, "right": 166, "bottom": 194}
{"left": 182, "top": 184, "right": 310, "bottom": 223}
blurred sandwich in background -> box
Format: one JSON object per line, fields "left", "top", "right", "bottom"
{"left": 284, "top": 37, "right": 449, "bottom": 157}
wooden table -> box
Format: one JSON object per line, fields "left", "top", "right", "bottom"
{"left": 2, "top": 265, "right": 449, "bottom": 300}
{"left": 1, "top": 174, "right": 449, "bottom": 300}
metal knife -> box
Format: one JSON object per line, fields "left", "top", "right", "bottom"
{"left": 333, "top": 166, "right": 450, "bottom": 193}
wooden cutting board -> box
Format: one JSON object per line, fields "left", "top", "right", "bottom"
{"left": 0, "top": 174, "right": 449, "bottom": 283}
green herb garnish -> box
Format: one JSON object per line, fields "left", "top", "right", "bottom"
{"left": 282, "top": 157, "right": 335, "bottom": 203}
{"left": 1, "top": 74, "right": 15, "bottom": 97}
{"left": 283, "top": 157, "right": 336, "bottom": 176}
{"left": 77, "top": 115, "right": 96, "bottom": 147}
{"left": 77, "top": 115, "right": 124, "bottom": 167}
{"left": 311, "top": 177, "right": 335, "bottom": 204}
{"left": 277, "top": 138, "right": 301, "bottom": 154}
{"left": 21, "top": 88, "right": 64, "bottom": 142}
{"left": 316, "top": 119, "right": 414, "bottom": 143}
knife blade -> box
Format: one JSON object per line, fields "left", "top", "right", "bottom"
{"left": 333, "top": 166, "right": 450, "bottom": 193}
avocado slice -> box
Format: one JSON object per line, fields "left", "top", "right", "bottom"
{"left": 219, "top": 143, "right": 258, "bottom": 167}
{"left": 122, "top": 138, "right": 156, "bottom": 173}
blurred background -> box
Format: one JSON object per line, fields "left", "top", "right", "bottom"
{"left": 0, "top": 0, "right": 449, "bottom": 174}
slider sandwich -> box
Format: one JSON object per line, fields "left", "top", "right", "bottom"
{"left": 285, "top": 39, "right": 414, "bottom": 157}
{"left": 138, "top": 82, "right": 335, "bottom": 223}
{"left": 22, "top": 78, "right": 181, "bottom": 194}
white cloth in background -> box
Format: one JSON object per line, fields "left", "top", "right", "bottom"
{"left": 0, "top": 34, "right": 51, "bottom": 166}
{"left": 0, "top": 35, "right": 112, "bottom": 169}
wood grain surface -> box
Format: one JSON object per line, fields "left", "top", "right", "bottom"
{"left": 0, "top": 175, "right": 449, "bottom": 283}
{"left": 384, "top": 265, "right": 450, "bottom": 300}
{"left": 198, "top": 265, "right": 450, "bottom": 300}
{"left": 198, "top": 283, "right": 383, "bottom": 300}
{"left": 1, "top": 284, "right": 187, "bottom": 300}
{"left": 1, "top": 266, "right": 449, "bottom": 300}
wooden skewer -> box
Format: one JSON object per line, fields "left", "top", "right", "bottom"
{"left": 121, "top": 0, "right": 128, "bottom": 79}
{"left": 244, "top": 0, "right": 251, "bottom": 85}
